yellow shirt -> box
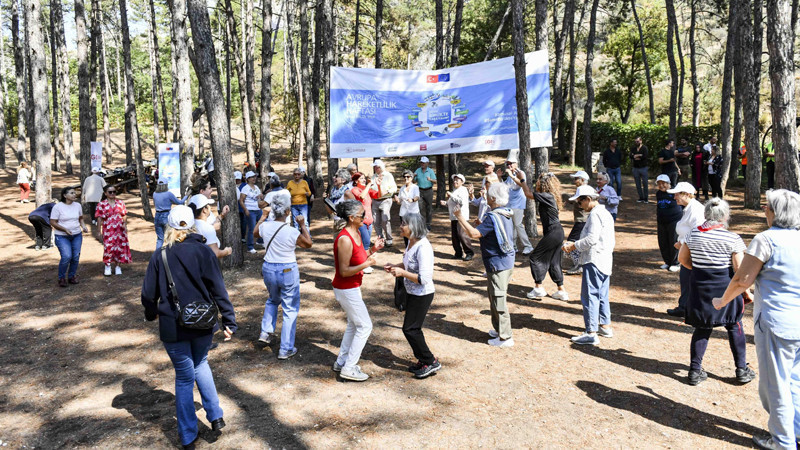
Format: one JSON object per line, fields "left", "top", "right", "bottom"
{"left": 287, "top": 180, "right": 311, "bottom": 205}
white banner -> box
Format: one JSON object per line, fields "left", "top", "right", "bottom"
{"left": 90, "top": 142, "right": 102, "bottom": 172}
{"left": 158, "top": 143, "right": 181, "bottom": 196}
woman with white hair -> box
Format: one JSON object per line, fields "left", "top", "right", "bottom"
{"left": 666, "top": 182, "right": 706, "bottom": 317}
{"left": 595, "top": 172, "right": 620, "bottom": 221}
{"left": 713, "top": 190, "right": 800, "bottom": 449}
{"left": 678, "top": 198, "right": 755, "bottom": 386}
{"left": 254, "top": 191, "right": 313, "bottom": 360}
{"left": 385, "top": 213, "right": 441, "bottom": 378}
{"left": 454, "top": 182, "right": 516, "bottom": 347}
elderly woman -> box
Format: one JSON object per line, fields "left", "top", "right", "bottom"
{"left": 396, "top": 170, "right": 420, "bottom": 246}
{"left": 678, "top": 198, "right": 755, "bottom": 386}
{"left": 453, "top": 183, "right": 516, "bottom": 347}
{"left": 595, "top": 172, "right": 619, "bottom": 221}
{"left": 331, "top": 200, "right": 385, "bottom": 381}
{"left": 287, "top": 167, "right": 312, "bottom": 229}
{"left": 563, "top": 185, "right": 616, "bottom": 345}
{"left": 51, "top": 187, "right": 88, "bottom": 287}
{"left": 370, "top": 159, "right": 397, "bottom": 247}
{"left": 385, "top": 213, "right": 440, "bottom": 378}
{"left": 666, "top": 182, "right": 706, "bottom": 317}
{"left": 141, "top": 205, "right": 237, "bottom": 449}
{"left": 655, "top": 174, "right": 682, "bottom": 272}
{"left": 254, "top": 191, "right": 313, "bottom": 360}
{"left": 239, "top": 171, "right": 264, "bottom": 253}
{"left": 563, "top": 171, "right": 591, "bottom": 275}
{"left": 712, "top": 190, "right": 800, "bottom": 449}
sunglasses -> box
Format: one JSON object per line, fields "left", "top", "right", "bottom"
{"left": 106, "top": 190, "right": 117, "bottom": 194}
{"left": 403, "top": 175, "right": 412, "bottom": 178}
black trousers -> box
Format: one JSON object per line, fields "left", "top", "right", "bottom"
{"left": 678, "top": 266, "right": 691, "bottom": 310}
{"left": 529, "top": 226, "right": 564, "bottom": 286}
{"left": 29, "top": 215, "right": 52, "bottom": 246}
{"left": 403, "top": 292, "right": 435, "bottom": 364}
{"left": 657, "top": 220, "right": 679, "bottom": 266}
{"left": 690, "top": 321, "right": 747, "bottom": 370}
{"left": 86, "top": 202, "right": 99, "bottom": 221}
{"left": 419, "top": 188, "right": 434, "bottom": 229}
{"left": 567, "top": 222, "right": 586, "bottom": 242}
{"left": 450, "top": 220, "right": 474, "bottom": 256}
{"left": 767, "top": 160, "right": 775, "bottom": 189}
{"left": 709, "top": 173, "right": 723, "bottom": 198}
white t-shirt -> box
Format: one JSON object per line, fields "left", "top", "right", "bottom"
{"left": 397, "top": 184, "right": 420, "bottom": 216}
{"left": 747, "top": 233, "right": 773, "bottom": 263}
{"left": 16, "top": 168, "right": 31, "bottom": 184}
{"left": 447, "top": 186, "right": 470, "bottom": 220}
{"left": 676, "top": 199, "right": 705, "bottom": 243}
{"left": 51, "top": 202, "right": 84, "bottom": 236}
{"left": 259, "top": 221, "right": 301, "bottom": 264}
{"left": 240, "top": 184, "right": 262, "bottom": 210}
{"left": 82, "top": 174, "right": 107, "bottom": 202}
{"left": 195, "top": 218, "right": 220, "bottom": 247}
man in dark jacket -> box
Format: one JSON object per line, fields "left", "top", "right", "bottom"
{"left": 630, "top": 136, "right": 650, "bottom": 203}
{"left": 602, "top": 139, "right": 623, "bottom": 197}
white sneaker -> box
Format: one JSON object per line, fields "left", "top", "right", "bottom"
{"left": 550, "top": 290, "right": 570, "bottom": 301}
{"left": 597, "top": 327, "right": 614, "bottom": 338}
{"left": 363, "top": 266, "right": 374, "bottom": 274}
{"left": 104, "top": 265, "right": 112, "bottom": 276}
{"left": 114, "top": 266, "right": 122, "bottom": 275}
{"left": 488, "top": 329, "right": 499, "bottom": 338}
{"left": 571, "top": 333, "right": 599, "bottom": 345}
{"left": 659, "top": 264, "right": 669, "bottom": 270}
{"left": 340, "top": 365, "right": 369, "bottom": 381}
{"left": 488, "top": 337, "right": 514, "bottom": 348}
{"left": 526, "top": 286, "right": 548, "bottom": 299}
{"left": 248, "top": 249, "right": 257, "bottom": 254}
{"left": 668, "top": 265, "right": 681, "bottom": 272}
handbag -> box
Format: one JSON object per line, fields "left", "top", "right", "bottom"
{"left": 394, "top": 277, "right": 407, "bottom": 312}
{"left": 161, "top": 248, "right": 218, "bottom": 329}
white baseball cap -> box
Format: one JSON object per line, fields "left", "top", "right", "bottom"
{"left": 92, "top": 167, "right": 101, "bottom": 173}
{"left": 234, "top": 170, "right": 243, "bottom": 180}
{"left": 244, "top": 171, "right": 257, "bottom": 179}
{"left": 568, "top": 185, "right": 600, "bottom": 201}
{"left": 420, "top": 156, "right": 430, "bottom": 163}
{"left": 452, "top": 173, "right": 466, "bottom": 182}
{"left": 372, "top": 159, "right": 385, "bottom": 169}
{"left": 189, "top": 194, "right": 214, "bottom": 209}
{"left": 570, "top": 170, "right": 589, "bottom": 181}
{"left": 667, "top": 181, "right": 697, "bottom": 195}
{"left": 167, "top": 205, "right": 195, "bottom": 230}
{"left": 484, "top": 160, "right": 496, "bottom": 167}
{"left": 656, "top": 174, "right": 671, "bottom": 184}
{"left": 505, "top": 155, "right": 518, "bottom": 164}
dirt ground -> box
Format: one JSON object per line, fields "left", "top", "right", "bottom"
{"left": 0, "top": 130, "right": 771, "bottom": 449}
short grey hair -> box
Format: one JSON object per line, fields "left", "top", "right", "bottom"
{"left": 335, "top": 169, "right": 350, "bottom": 181}
{"left": 346, "top": 163, "right": 358, "bottom": 172}
{"left": 487, "top": 182, "right": 509, "bottom": 207}
{"left": 704, "top": 197, "right": 730, "bottom": 226}
{"left": 597, "top": 172, "right": 610, "bottom": 183}
{"left": 402, "top": 169, "right": 414, "bottom": 178}
{"left": 402, "top": 213, "right": 428, "bottom": 239}
{"left": 335, "top": 199, "right": 363, "bottom": 222}
{"left": 270, "top": 191, "right": 292, "bottom": 217}
{"left": 766, "top": 189, "right": 800, "bottom": 229}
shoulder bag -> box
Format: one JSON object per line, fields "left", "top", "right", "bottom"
{"left": 161, "top": 248, "right": 218, "bottom": 329}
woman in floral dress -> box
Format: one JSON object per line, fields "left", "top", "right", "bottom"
{"left": 95, "top": 185, "right": 132, "bottom": 276}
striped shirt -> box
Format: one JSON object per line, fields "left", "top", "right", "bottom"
{"left": 686, "top": 224, "right": 745, "bottom": 269}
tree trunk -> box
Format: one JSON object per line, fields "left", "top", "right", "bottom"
{"left": 147, "top": 7, "right": 161, "bottom": 147}
{"left": 12, "top": 1, "right": 27, "bottom": 163}
{"left": 551, "top": 0, "right": 573, "bottom": 152}
{"left": 95, "top": 0, "right": 112, "bottom": 166}
{"left": 731, "top": 83, "right": 743, "bottom": 181}
{"left": 435, "top": 0, "right": 446, "bottom": 202}
{"left": 89, "top": 0, "right": 99, "bottom": 146}
{"left": 301, "top": 0, "right": 314, "bottom": 171}
{"left": 734, "top": 0, "right": 762, "bottom": 208}
{"left": 75, "top": 0, "right": 92, "bottom": 182}
{"left": 244, "top": 0, "right": 257, "bottom": 151}
{"left": 485, "top": 2, "right": 511, "bottom": 61}
{"left": 447, "top": 0, "right": 464, "bottom": 178}
{"left": 353, "top": 0, "right": 360, "bottom": 67}
{"left": 719, "top": 0, "right": 736, "bottom": 194}
{"left": 305, "top": 0, "right": 323, "bottom": 191}
{"left": 49, "top": 7, "right": 62, "bottom": 172}
{"left": 169, "top": 0, "right": 196, "bottom": 192}
{"left": 115, "top": 37, "right": 122, "bottom": 102}
{"left": 225, "top": 0, "right": 255, "bottom": 165}
{"left": 120, "top": 0, "right": 153, "bottom": 221}
{"left": 0, "top": 25, "right": 4, "bottom": 169}
{"left": 669, "top": 5, "right": 686, "bottom": 128}
{"left": 582, "top": 0, "right": 600, "bottom": 174}
{"left": 260, "top": 0, "right": 274, "bottom": 180}
{"left": 323, "top": 0, "right": 337, "bottom": 185}
{"left": 631, "top": 0, "right": 655, "bottom": 124}
{"left": 532, "top": 0, "right": 548, "bottom": 180}
{"left": 665, "top": 0, "right": 678, "bottom": 143}
{"left": 566, "top": 0, "right": 589, "bottom": 166}
{"left": 26, "top": 0, "right": 51, "bottom": 205}
{"left": 768, "top": 0, "right": 800, "bottom": 191}
{"left": 224, "top": 16, "right": 231, "bottom": 130}
{"left": 375, "top": 0, "right": 383, "bottom": 68}
{"left": 149, "top": 0, "right": 169, "bottom": 138}
{"left": 689, "top": 0, "right": 700, "bottom": 127}
{"left": 187, "top": 0, "right": 243, "bottom": 267}
{"left": 198, "top": 84, "right": 205, "bottom": 156}
{"left": 53, "top": 0, "right": 74, "bottom": 173}
{"left": 0, "top": 13, "right": 6, "bottom": 107}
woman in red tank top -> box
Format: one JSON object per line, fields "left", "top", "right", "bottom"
{"left": 331, "top": 199, "right": 384, "bottom": 382}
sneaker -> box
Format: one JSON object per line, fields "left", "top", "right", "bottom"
{"left": 666, "top": 307, "right": 686, "bottom": 317}
{"left": 340, "top": 365, "right": 369, "bottom": 381}
{"left": 597, "top": 327, "right": 614, "bottom": 338}
{"left": 452, "top": 253, "right": 463, "bottom": 260}
{"left": 41, "top": 245, "right": 52, "bottom": 250}
{"left": 115, "top": 266, "right": 122, "bottom": 275}
{"left": 526, "top": 286, "right": 548, "bottom": 299}
{"left": 241, "top": 238, "right": 246, "bottom": 243}
{"left": 407, "top": 360, "right": 424, "bottom": 373}
{"left": 414, "top": 358, "right": 442, "bottom": 379}
{"left": 643, "top": 200, "right": 650, "bottom": 204}
{"left": 462, "top": 254, "right": 474, "bottom": 261}
{"left": 487, "top": 329, "right": 499, "bottom": 339}
{"left": 362, "top": 266, "right": 374, "bottom": 274}
{"left": 659, "top": 264, "right": 669, "bottom": 270}
{"left": 566, "top": 266, "right": 583, "bottom": 276}
{"left": 668, "top": 265, "right": 681, "bottom": 272}
{"left": 522, "top": 247, "right": 534, "bottom": 256}
{"left": 92, "top": 220, "right": 97, "bottom": 225}
{"left": 752, "top": 434, "right": 781, "bottom": 450}
{"left": 736, "top": 365, "right": 756, "bottom": 384}
{"left": 104, "top": 265, "right": 112, "bottom": 276}
{"left": 258, "top": 332, "right": 272, "bottom": 345}
{"left": 68, "top": 276, "right": 79, "bottom": 285}
{"left": 332, "top": 361, "right": 343, "bottom": 372}
{"left": 58, "top": 278, "right": 67, "bottom": 288}
{"left": 488, "top": 337, "right": 514, "bottom": 348}
{"left": 637, "top": 199, "right": 644, "bottom": 203}
{"left": 550, "top": 290, "right": 570, "bottom": 301}
{"left": 688, "top": 368, "right": 708, "bottom": 385}
{"left": 34, "top": 245, "right": 41, "bottom": 250}
{"left": 248, "top": 249, "right": 257, "bottom": 254}
{"left": 277, "top": 348, "right": 298, "bottom": 360}
{"left": 385, "top": 240, "right": 393, "bottom": 247}
{"left": 571, "top": 333, "right": 599, "bottom": 345}
{"left": 618, "top": 196, "right": 623, "bottom": 202}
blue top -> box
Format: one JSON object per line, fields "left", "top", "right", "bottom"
{"left": 504, "top": 176, "right": 526, "bottom": 210}
{"left": 154, "top": 191, "right": 186, "bottom": 212}
{"left": 656, "top": 190, "right": 682, "bottom": 223}
{"left": 414, "top": 167, "right": 437, "bottom": 189}
{"left": 29, "top": 202, "right": 55, "bottom": 222}
{"left": 476, "top": 209, "right": 516, "bottom": 273}
{"left": 141, "top": 234, "right": 238, "bottom": 342}
{"left": 752, "top": 228, "right": 800, "bottom": 340}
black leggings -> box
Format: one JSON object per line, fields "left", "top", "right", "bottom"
{"left": 657, "top": 220, "right": 678, "bottom": 266}
{"left": 529, "top": 225, "right": 564, "bottom": 286}
{"left": 403, "top": 293, "right": 435, "bottom": 365}
{"left": 690, "top": 321, "right": 747, "bottom": 370}
{"left": 709, "top": 173, "right": 722, "bottom": 198}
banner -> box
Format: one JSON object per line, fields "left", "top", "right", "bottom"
{"left": 329, "top": 50, "right": 552, "bottom": 159}
{"left": 158, "top": 143, "right": 181, "bottom": 195}
{"left": 90, "top": 142, "right": 102, "bottom": 172}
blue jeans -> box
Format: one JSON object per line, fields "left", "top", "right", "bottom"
{"left": 261, "top": 262, "right": 301, "bottom": 353}
{"left": 55, "top": 234, "right": 82, "bottom": 279}
{"left": 580, "top": 263, "right": 611, "bottom": 333}
{"left": 606, "top": 167, "right": 622, "bottom": 196}
{"left": 155, "top": 211, "right": 169, "bottom": 249}
{"left": 291, "top": 204, "right": 309, "bottom": 230}
{"left": 358, "top": 223, "right": 372, "bottom": 250}
{"left": 245, "top": 209, "right": 262, "bottom": 250}
{"left": 162, "top": 334, "right": 223, "bottom": 446}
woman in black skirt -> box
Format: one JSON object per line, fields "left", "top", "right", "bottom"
{"left": 678, "top": 198, "right": 755, "bottom": 386}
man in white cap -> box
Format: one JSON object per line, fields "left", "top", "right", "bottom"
{"left": 82, "top": 167, "right": 107, "bottom": 225}
{"left": 414, "top": 156, "right": 437, "bottom": 230}
{"left": 563, "top": 185, "right": 616, "bottom": 346}
{"left": 371, "top": 159, "right": 397, "bottom": 245}
{"left": 189, "top": 194, "right": 232, "bottom": 258}
{"left": 500, "top": 153, "right": 533, "bottom": 255}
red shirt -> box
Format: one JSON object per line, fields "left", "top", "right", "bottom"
{"left": 332, "top": 228, "right": 368, "bottom": 289}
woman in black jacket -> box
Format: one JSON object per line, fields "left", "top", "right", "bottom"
{"left": 141, "top": 205, "right": 237, "bottom": 449}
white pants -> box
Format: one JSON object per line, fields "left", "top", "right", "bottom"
{"left": 334, "top": 287, "right": 373, "bottom": 369}
{"left": 511, "top": 208, "right": 532, "bottom": 251}
{"left": 372, "top": 198, "right": 393, "bottom": 243}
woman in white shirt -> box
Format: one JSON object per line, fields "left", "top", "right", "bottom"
{"left": 17, "top": 161, "right": 32, "bottom": 203}
{"left": 441, "top": 174, "right": 474, "bottom": 261}
{"left": 50, "top": 187, "right": 88, "bottom": 287}
{"left": 385, "top": 213, "right": 441, "bottom": 379}
{"left": 239, "top": 171, "right": 263, "bottom": 253}
{"left": 395, "top": 170, "right": 420, "bottom": 246}
{"left": 254, "top": 191, "right": 312, "bottom": 360}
